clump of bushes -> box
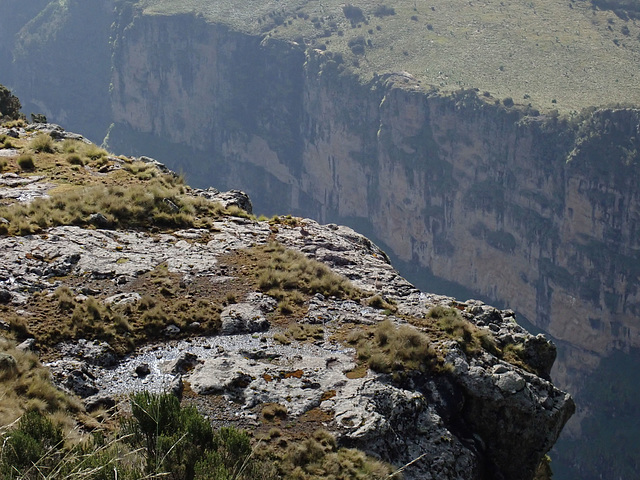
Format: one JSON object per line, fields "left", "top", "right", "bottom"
{"left": 374, "top": 5, "right": 396, "bottom": 17}
{"left": 342, "top": 4, "right": 365, "bottom": 23}
{"left": 348, "top": 35, "right": 366, "bottom": 55}
{"left": 1, "top": 392, "right": 278, "bottom": 480}
{"left": 123, "top": 392, "right": 277, "bottom": 480}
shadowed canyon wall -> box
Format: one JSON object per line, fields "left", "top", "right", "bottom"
{"left": 2, "top": 4, "right": 640, "bottom": 477}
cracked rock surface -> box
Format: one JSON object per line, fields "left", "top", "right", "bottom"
{"left": 0, "top": 126, "right": 574, "bottom": 480}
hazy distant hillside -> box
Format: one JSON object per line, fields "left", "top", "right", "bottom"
{"left": 138, "top": 0, "right": 640, "bottom": 113}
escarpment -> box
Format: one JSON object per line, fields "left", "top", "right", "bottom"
{"left": 0, "top": 122, "right": 573, "bottom": 479}
{"left": 103, "top": 12, "right": 640, "bottom": 397}
{"left": 2, "top": 2, "right": 639, "bottom": 477}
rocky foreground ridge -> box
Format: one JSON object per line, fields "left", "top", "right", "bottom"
{"left": 0, "top": 124, "right": 574, "bottom": 479}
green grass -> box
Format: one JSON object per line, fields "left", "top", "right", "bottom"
{"left": 139, "top": 0, "right": 640, "bottom": 113}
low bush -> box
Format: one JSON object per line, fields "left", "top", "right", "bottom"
{"left": 342, "top": 4, "right": 365, "bottom": 22}
{"left": 17, "top": 154, "right": 35, "bottom": 171}
{"left": 123, "top": 392, "right": 275, "bottom": 480}
{"left": 374, "top": 5, "right": 396, "bottom": 17}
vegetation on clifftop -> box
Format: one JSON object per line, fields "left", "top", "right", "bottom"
{"left": 137, "top": 0, "right": 640, "bottom": 113}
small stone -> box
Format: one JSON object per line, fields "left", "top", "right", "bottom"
{"left": 170, "top": 375, "right": 184, "bottom": 399}
{"left": 89, "top": 213, "right": 110, "bottom": 228}
{"left": 16, "top": 338, "right": 37, "bottom": 352}
{"left": 495, "top": 371, "right": 526, "bottom": 394}
{"left": 165, "top": 324, "right": 181, "bottom": 336}
{"left": 162, "top": 352, "right": 199, "bottom": 374}
{"left": 135, "top": 363, "right": 151, "bottom": 377}
{"left": 0, "top": 289, "right": 12, "bottom": 304}
{"left": 491, "top": 364, "right": 509, "bottom": 374}
{"left": 0, "top": 353, "right": 17, "bottom": 376}
{"left": 84, "top": 394, "right": 116, "bottom": 412}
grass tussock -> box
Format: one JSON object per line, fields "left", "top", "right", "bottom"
{"left": 0, "top": 338, "right": 80, "bottom": 428}
{"left": 268, "top": 428, "right": 399, "bottom": 479}
{"left": 0, "top": 174, "right": 226, "bottom": 235}
{"left": 427, "top": 306, "right": 500, "bottom": 357}
{"left": 27, "top": 272, "right": 222, "bottom": 354}
{"left": 17, "top": 154, "right": 35, "bottom": 171}
{"left": 274, "top": 323, "right": 324, "bottom": 345}
{"left": 255, "top": 242, "right": 361, "bottom": 302}
{"left": 348, "top": 319, "right": 438, "bottom": 375}
{"left": 29, "top": 133, "right": 55, "bottom": 153}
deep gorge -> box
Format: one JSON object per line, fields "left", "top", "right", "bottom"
{"left": 3, "top": 2, "right": 640, "bottom": 477}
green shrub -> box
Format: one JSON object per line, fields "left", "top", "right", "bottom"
{"left": 17, "top": 154, "right": 35, "bottom": 171}
{"left": 123, "top": 392, "right": 272, "bottom": 480}
{"left": 0, "top": 410, "right": 64, "bottom": 476}
{"left": 0, "top": 84, "right": 22, "bottom": 122}
{"left": 30, "top": 113, "right": 47, "bottom": 124}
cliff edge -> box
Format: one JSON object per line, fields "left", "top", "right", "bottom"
{"left": 0, "top": 123, "right": 574, "bottom": 479}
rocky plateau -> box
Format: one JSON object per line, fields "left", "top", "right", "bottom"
{"left": 0, "top": 124, "right": 574, "bottom": 480}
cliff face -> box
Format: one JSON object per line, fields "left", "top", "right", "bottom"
{"left": 100, "top": 15, "right": 640, "bottom": 476}
{"left": 106, "top": 13, "right": 640, "bottom": 385}
{"left": 2, "top": 5, "right": 638, "bottom": 476}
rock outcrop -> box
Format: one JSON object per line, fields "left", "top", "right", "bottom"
{"left": 0, "top": 125, "right": 573, "bottom": 480}
{"left": 4, "top": 4, "right": 634, "bottom": 475}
